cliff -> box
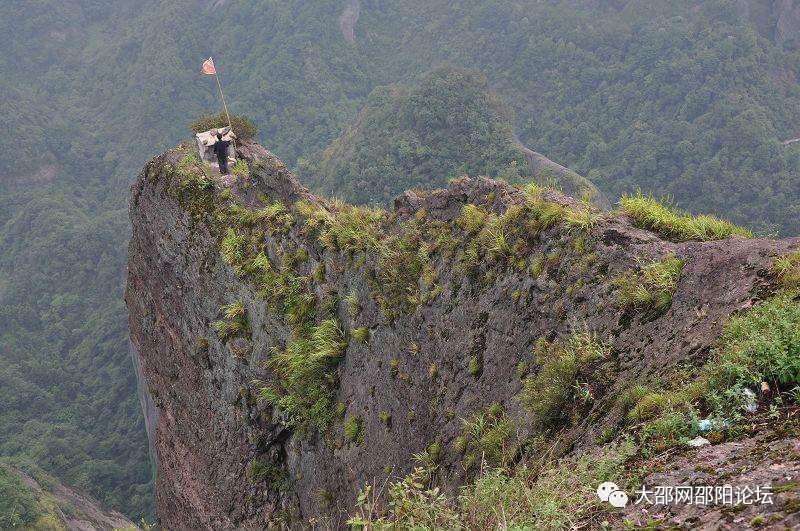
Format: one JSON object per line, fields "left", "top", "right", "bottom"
{"left": 127, "top": 141, "right": 800, "bottom": 529}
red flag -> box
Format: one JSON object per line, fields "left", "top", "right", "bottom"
{"left": 201, "top": 57, "right": 216, "bottom": 75}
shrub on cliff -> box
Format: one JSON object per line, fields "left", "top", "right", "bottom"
{"left": 524, "top": 332, "right": 616, "bottom": 430}
{"left": 189, "top": 113, "right": 258, "bottom": 141}
{"left": 212, "top": 302, "right": 250, "bottom": 341}
{"left": 706, "top": 291, "right": 800, "bottom": 405}
{"left": 773, "top": 251, "right": 800, "bottom": 290}
{"left": 627, "top": 290, "right": 800, "bottom": 450}
{"left": 349, "top": 441, "right": 634, "bottom": 529}
{"left": 259, "top": 319, "right": 347, "bottom": 433}
{"left": 459, "top": 404, "right": 518, "bottom": 469}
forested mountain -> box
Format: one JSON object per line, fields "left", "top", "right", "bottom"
{"left": 2, "top": 0, "right": 800, "bottom": 521}
{"left": 304, "top": 66, "right": 533, "bottom": 204}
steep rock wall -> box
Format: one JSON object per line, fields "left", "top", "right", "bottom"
{"left": 126, "top": 142, "right": 796, "bottom": 529}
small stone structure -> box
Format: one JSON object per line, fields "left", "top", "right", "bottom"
{"left": 195, "top": 126, "right": 236, "bottom": 167}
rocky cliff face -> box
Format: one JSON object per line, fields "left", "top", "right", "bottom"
{"left": 127, "top": 142, "right": 799, "bottom": 529}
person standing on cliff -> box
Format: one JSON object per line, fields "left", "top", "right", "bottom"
{"left": 212, "top": 131, "right": 233, "bottom": 175}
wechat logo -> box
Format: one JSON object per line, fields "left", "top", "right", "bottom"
{"left": 597, "top": 482, "right": 629, "bottom": 508}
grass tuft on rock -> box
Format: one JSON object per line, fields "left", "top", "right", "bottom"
{"left": 564, "top": 207, "right": 600, "bottom": 232}
{"left": 213, "top": 301, "right": 250, "bottom": 340}
{"left": 524, "top": 332, "right": 616, "bottom": 430}
{"left": 352, "top": 327, "right": 370, "bottom": 344}
{"left": 258, "top": 319, "right": 347, "bottom": 433}
{"left": 773, "top": 251, "right": 800, "bottom": 290}
{"left": 344, "top": 416, "right": 364, "bottom": 443}
{"left": 621, "top": 192, "right": 751, "bottom": 242}
{"left": 460, "top": 404, "right": 518, "bottom": 468}
{"left": 614, "top": 254, "right": 684, "bottom": 319}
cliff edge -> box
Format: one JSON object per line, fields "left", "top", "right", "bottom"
{"left": 126, "top": 141, "right": 800, "bottom": 529}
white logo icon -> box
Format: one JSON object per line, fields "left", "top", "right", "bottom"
{"left": 597, "top": 482, "right": 619, "bottom": 502}
{"left": 597, "top": 482, "right": 629, "bottom": 508}
{"left": 608, "top": 490, "right": 629, "bottom": 508}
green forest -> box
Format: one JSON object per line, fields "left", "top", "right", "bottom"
{"left": 305, "top": 66, "right": 532, "bottom": 204}
{"left": 2, "top": 0, "right": 800, "bottom": 521}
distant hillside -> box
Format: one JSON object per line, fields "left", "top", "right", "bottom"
{"left": 350, "top": 0, "right": 800, "bottom": 235}
{"left": 304, "top": 66, "right": 607, "bottom": 207}
{"left": 304, "top": 67, "right": 531, "bottom": 204}
{"left": 0, "top": 464, "right": 136, "bottom": 530}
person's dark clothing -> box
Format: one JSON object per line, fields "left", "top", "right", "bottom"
{"left": 213, "top": 139, "right": 231, "bottom": 174}
{"left": 218, "top": 155, "right": 229, "bottom": 175}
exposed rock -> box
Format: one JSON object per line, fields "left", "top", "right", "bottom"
{"left": 623, "top": 426, "right": 800, "bottom": 529}
{"left": 339, "top": 0, "right": 360, "bottom": 44}
{"left": 126, "top": 141, "right": 799, "bottom": 529}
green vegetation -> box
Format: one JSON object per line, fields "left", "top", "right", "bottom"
{"left": 301, "top": 199, "right": 444, "bottom": 319}
{"left": 564, "top": 207, "right": 601, "bottom": 232}
{"left": 345, "top": 291, "right": 361, "bottom": 318}
{"left": 301, "top": 200, "right": 385, "bottom": 255}
{"left": 460, "top": 405, "right": 518, "bottom": 468}
{"left": 259, "top": 319, "right": 347, "bottom": 434}
{"left": 231, "top": 159, "right": 250, "bottom": 177}
{"left": 0, "top": 187, "right": 152, "bottom": 518}
{"left": 189, "top": 113, "right": 259, "bottom": 141}
{"left": 774, "top": 251, "right": 800, "bottom": 289}
{"left": 627, "top": 290, "right": 800, "bottom": 450}
{"left": 246, "top": 459, "right": 286, "bottom": 487}
{"left": 344, "top": 416, "right": 364, "bottom": 443}
{"left": 306, "top": 67, "right": 531, "bottom": 205}
{"left": 213, "top": 302, "right": 250, "bottom": 340}
{"left": 614, "top": 254, "right": 684, "bottom": 319}
{"left": 426, "top": 441, "right": 443, "bottom": 464}
{"left": 524, "top": 332, "right": 616, "bottom": 430}
{"left": 188, "top": 171, "right": 358, "bottom": 437}
{"left": 0, "top": 465, "right": 86, "bottom": 530}
{"left": 468, "top": 355, "right": 482, "bottom": 377}
{"left": 5, "top": 0, "right": 800, "bottom": 521}
{"left": 621, "top": 193, "right": 752, "bottom": 242}
{"left": 352, "top": 327, "right": 370, "bottom": 344}
{"left": 349, "top": 441, "right": 634, "bottom": 529}
{"left": 0, "top": 466, "right": 44, "bottom": 530}
{"left": 707, "top": 291, "right": 800, "bottom": 403}
{"left": 457, "top": 197, "right": 568, "bottom": 278}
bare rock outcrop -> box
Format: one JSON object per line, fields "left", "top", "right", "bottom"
{"left": 126, "top": 142, "right": 798, "bottom": 529}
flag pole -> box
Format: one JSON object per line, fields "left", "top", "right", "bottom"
{"left": 214, "top": 72, "right": 233, "bottom": 131}
{"left": 212, "top": 63, "right": 236, "bottom": 153}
